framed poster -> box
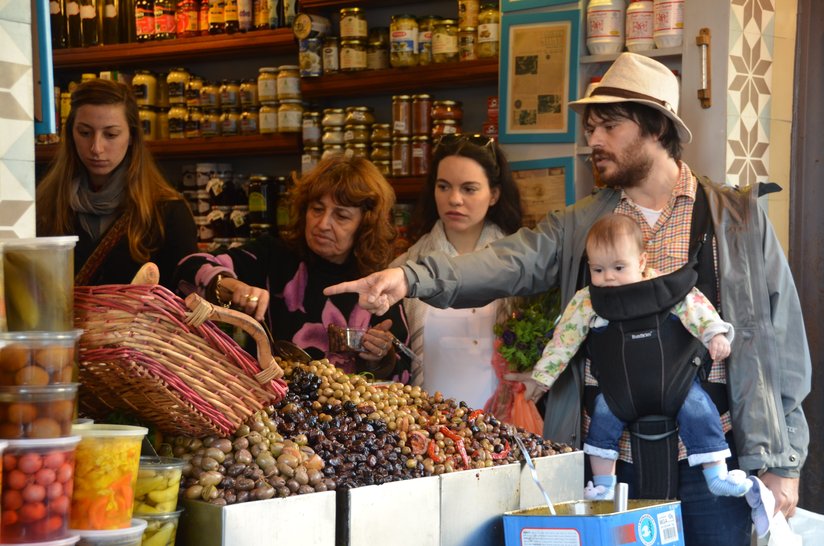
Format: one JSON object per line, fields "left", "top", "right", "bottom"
{"left": 499, "top": 10, "right": 579, "bottom": 144}
{"left": 502, "top": 0, "right": 578, "bottom": 13}
{"left": 511, "top": 157, "right": 574, "bottom": 227}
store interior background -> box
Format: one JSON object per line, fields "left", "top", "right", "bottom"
{"left": 0, "top": 0, "right": 821, "bottom": 511}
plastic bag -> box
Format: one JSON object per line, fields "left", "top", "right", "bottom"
{"left": 511, "top": 388, "right": 544, "bottom": 436}
{"left": 755, "top": 508, "right": 822, "bottom": 546}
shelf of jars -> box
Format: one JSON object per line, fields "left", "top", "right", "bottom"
{"left": 51, "top": 29, "right": 298, "bottom": 71}
{"left": 35, "top": 134, "right": 301, "bottom": 163}
{"left": 300, "top": 0, "right": 414, "bottom": 8}
{"left": 300, "top": 58, "right": 498, "bottom": 99}
{"left": 580, "top": 46, "right": 682, "bottom": 64}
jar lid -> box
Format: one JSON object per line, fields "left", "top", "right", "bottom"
{"left": 392, "top": 14, "right": 418, "bottom": 20}
{"left": 259, "top": 67, "right": 278, "bottom": 73}
{"left": 347, "top": 143, "right": 369, "bottom": 148}
{"left": 323, "top": 36, "right": 339, "bottom": 43}
{"left": 412, "top": 135, "right": 431, "bottom": 141}
{"left": 278, "top": 65, "right": 300, "bottom": 71}
{"left": 346, "top": 106, "right": 373, "bottom": 112}
{"left": 171, "top": 67, "right": 188, "bottom": 72}
{"left": 372, "top": 123, "right": 390, "bottom": 128}
{"left": 395, "top": 136, "right": 411, "bottom": 141}
{"left": 134, "top": 69, "right": 154, "bottom": 75}
{"left": 412, "top": 94, "right": 432, "bottom": 100}
{"left": 461, "top": 27, "right": 477, "bottom": 32}
{"left": 340, "top": 39, "right": 366, "bottom": 45}
{"left": 433, "top": 100, "right": 462, "bottom": 107}
{"left": 392, "top": 95, "right": 412, "bottom": 100}
{"left": 344, "top": 124, "right": 370, "bottom": 129}
{"left": 433, "top": 119, "right": 459, "bottom": 125}
{"left": 324, "top": 126, "right": 344, "bottom": 132}
{"left": 340, "top": 7, "right": 363, "bottom": 14}
{"left": 304, "top": 111, "right": 321, "bottom": 117}
{"left": 436, "top": 19, "right": 458, "bottom": 26}
{"left": 372, "top": 141, "right": 391, "bottom": 147}
{"left": 323, "top": 107, "right": 345, "bottom": 113}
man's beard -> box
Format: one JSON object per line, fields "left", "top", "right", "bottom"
{"left": 592, "top": 137, "right": 653, "bottom": 189}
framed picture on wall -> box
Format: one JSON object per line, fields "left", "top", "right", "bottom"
{"left": 511, "top": 157, "right": 574, "bottom": 227}
{"left": 502, "top": 0, "right": 578, "bottom": 13}
{"left": 499, "top": 10, "right": 579, "bottom": 144}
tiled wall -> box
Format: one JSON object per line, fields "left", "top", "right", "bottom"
{"left": 0, "top": 0, "right": 35, "bottom": 238}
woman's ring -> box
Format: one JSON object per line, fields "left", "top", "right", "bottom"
{"left": 248, "top": 296, "right": 260, "bottom": 303}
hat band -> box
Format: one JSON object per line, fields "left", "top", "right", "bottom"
{"left": 590, "top": 86, "right": 674, "bottom": 113}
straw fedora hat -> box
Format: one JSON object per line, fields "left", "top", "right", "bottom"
{"left": 570, "top": 52, "right": 692, "bottom": 143}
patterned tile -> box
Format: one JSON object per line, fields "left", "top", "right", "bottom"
{"left": 0, "top": 159, "right": 35, "bottom": 199}
{"left": 0, "top": 19, "right": 32, "bottom": 65}
{"left": 0, "top": 0, "right": 31, "bottom": 25}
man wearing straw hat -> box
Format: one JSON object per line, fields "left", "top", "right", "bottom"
{"left": 325, "top": 52, "right": 810, "bottom": 546}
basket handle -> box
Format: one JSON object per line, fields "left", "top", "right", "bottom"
{"left": 184, "top": 293, "right": 284, "bottom": 382}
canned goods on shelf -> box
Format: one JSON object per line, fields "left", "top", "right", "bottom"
{"left": 220, "top": 80, "right": 241, "bottom": 109}
{"left": 390, "top": 14, "right": 419, "bottom": 68}
{"left": 259, "top": 103, "right": 278, "bottom": 134}
{"left": 459, "top": 27, "right": 477, "bottom": 61}
{"left": 278, "top": 100, "right": 304, "bottom": 132}
{"left": 239, "top": 79, "right": 258, "bottom": 108}
{"left": 433, "top": 19, "right": 459, "bottom": 63}
{"left": 477, "top": 3, "right": 500, "bottom": 58}
{"left": 257, "top": 67, "right": 278, "bottom": 103}
{"left": 340, "top": 39, "right": 367, "bottom": 72}
{"left": 132, "top": 70, "right": 158, "bottom": 107}
{"left": 431, "top": 100, "right": 463, "bottom": 120}
{"left": 343, "top": 124, "right": 370, "bottom": 145}
{"left": 344, "top": 106, "right": 375, "bottom": 125}
{"left": 371, "top": 123, "right": 392, "bottom": 143}
{"left": 322, "top": 36, "right": 340, "bottom": 74}
{"left": 370, "top": 141, "right": 391, "bottom": 162}
{"left": 392, "top": 95, "right": 412, "bottom": 136}
{"left": 138, "top": 105, "right": 157, "bottom": 140}
{"left": 392, "top": 136, "right": 411, "bottom": 177}
{"left": 322, "top": 144, "right": 345, "bottom": 160}
{"left": 241, "top": 107, "right": 259, "bottom": 135}
{"left": 322, "top": 127, "right": 345, "bottom": 146}
{"left": 200, "top": 81, "right": 221, "bottom": 109}
{"left": 302, "top": 111, "right": 322, "bottom": 146}
{"left": 458, "top": 0, "right": 480, "bottom": 30}
{"left": 186, "top": 76, "right": 204, "bottom": 107}
{"left": 411, "top": 135, "right": 431, "bottom": 176}
{"left": 367, "top": 40, "right": 390, "bottom": 70}
{"left": 167, "top": 68, "right": 190, "bottom": 104}
{"left": 299, "top": 38, "right": 324, "bottom": 77}
{"left": 322, "top": 108, "right": 346, "bottom": 127}
{"left": 186, "top": 106, "right": 203, "bottom": 138}
{"left": 339, "top": 7, "right": 368, "bottom": 40}
{"left": 432, "top": 119, "right": 461, "bottom": 137}
{"left": 202, "top": 108, "right": 220, "bottom": 137}
{"left": 293, "top": 12, "right": 331, "bottom": 40}
{"left": 417, "top": 15, "right": 442, "bottom": 66}
{"left": 168, "top": 104, "right": 188, "bottom": 139}
{"left": 277, "top": 65, "right": 301, "bottom": 100}
{"left": 220, "top": 109, "right": 241, "bottom": 136}
{"left": 412, "top": 94, "right": 432, "bottom": 135}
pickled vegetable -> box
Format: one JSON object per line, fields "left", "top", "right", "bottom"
{"left": 140, "top": 511, "right": 181, "bottom": 546}
{"left": 0, "top": 384, "right": 78, "bottom": 439}
{"left": 133, "top": 457, "right": 184, "bottom": 514}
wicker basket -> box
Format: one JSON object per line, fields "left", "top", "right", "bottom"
{"left": 74, "top": 284, "right": 288, "bottom": 437}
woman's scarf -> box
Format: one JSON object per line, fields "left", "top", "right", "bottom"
{"left": 68, "top": 163, "right": 128, "bottom": 241}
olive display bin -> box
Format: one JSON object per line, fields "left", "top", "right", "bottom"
{"left": 519, "top": 450, "right": 584, "bottom": 510}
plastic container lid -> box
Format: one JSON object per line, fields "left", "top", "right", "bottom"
{"left": 0, "top": 329, "right": 84, "bottom": 343}
{"left": 0, "top": 382, "right": 79, "bottom": 401}
{"left": 139, "top": 456, "right": 186, "bottom": 471}
{"left": 69, "top": 518, "right": 148, "bottom": 546}
{"left": 0, "top": 236, "right": 79, "bottom": 248}
{"left": 135, "top": 509, "right": 184, "bottom": 521}
{"left": 5, "top": 435, "right": 82, "bottom": 451}
{"left": 72, "top": 424, "right": 149, "bottom": 437}
{"left": 0, "top": 536, "right": 80, "bottom": 546}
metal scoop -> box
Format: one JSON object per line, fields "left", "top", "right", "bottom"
{"left": 514, "top": 435, "right": 556, "bottom": 515}
{"left": 259, "top": 320, "right": 312, "bottom": 364}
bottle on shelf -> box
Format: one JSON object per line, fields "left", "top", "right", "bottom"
{"left": 119, "top": 0, "right": 137, "bottom": 42}
{"left": 176, "top": 0, "right": 199, "bottom": 38}
{"left": 224, "top": 0, "right": 240, "bottom": 34}
{"left": 653, "top": 0, "right": 684, "bottom": 49}
{"left": 586, "top": 0, "right": 626, "bottom": 55}
{"left": 238, "top": 0, "right": 252, "bottom": 32}
{"left": 66, "top": 0, "right": 82, "bottom": 47}
{"left": 50, "top": 0, "right": 68, "bottom": 49}
{"left": 79, "top": 0, "right": 99, "bottom": 47}
{"left": 101, "top": 0, "right": 120, "bottom": 44}
{"left": 626, "top": 0, "right": 654, "bottom": 52}
{"left": 208, "top": 0, "right": 225, "bottom": 34}
{"left": 135, "top": 0, "right": 156, "bottom": 41}
{"left": 154, "top": 0, "right": 176, "bottom": 40}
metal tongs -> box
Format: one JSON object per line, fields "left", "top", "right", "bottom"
{"left": 514, "top": 435, "right": 556, "bottom": 515}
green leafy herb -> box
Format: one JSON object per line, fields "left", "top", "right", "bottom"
{"left": 494, "top": 290, "right": 561, "bottom": 372}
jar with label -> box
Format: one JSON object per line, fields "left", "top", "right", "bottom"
{"left": 371, "top": 123, "right": 391, "bottom": 143}
{"left": 367, "top": 39, "right": 390, "bottom": 70}
{"left": 412, "top": 94, "right": 432, "bottom": 135}
{"left": 432, "top": 19, "right": 459, "bottom": 63}
{"left": 257, "top": 67, "right": 278, "bottom": 103}
{"left": 167, "top": 68, "right": 190, "bottom": 104}
{"left": 653, "top": 0, "right": 683, "bottom": 49}
{"left": 187, "top": 76, "right": 204, "bottom": 107}
{"left": 299, "top": 38, "right": 324, "bottom": 77}
{"left": 459, "top": 27, "right": 477, "bottom": 61}
{"left": 373, "top": 160, "right": 391, "bottom": 177}
{"left": 302, "top": 111, "right": 322, "bottom": 146}
{"left": 239, "top": 79, "right": 258, "bottom": 108}
{"left": 458, "top": 0, "right": 479, "bottom": 29}
{"left": 322, "top": 144, "right": 345, "bottom": 160}
{"left": 345, "top": 143, "right": 369, "bottom": 159}
{"left": 391, "top": 137, "right": 411, "bottom": 177}
{"left": 343, "top": 124, "right": 370, "bottom": 145}
{"left": 248, "top": 174, "right": 274, "bottom": 224}
{"left": 432, "top": 100, "right": 463, "bottom": 121}
{"left": 292, "top": 13, "right": 331, "bottom": 40}
{"left": 390, "top": 14, "right": 419, "bottom": 67}
{"left": 220, "top": 108, "right": 241, "bottom": 136}
{"left": 241, "top": 107, "right": 259, "bottom": 135}
{"left": 201, "top": 81, "right": 221, "bottom": 109}
{"left": 138, "top": 106, "right": 157, "bottom": 140}
{"left": 344, "top": 106, "right": 375, "bottom": 126}
{"left": 322, "top": 127, "right": 345, "bottom": 146}
{"left": 432, "top": 119, "right": 461, "bottom": 138}
{"left": 278, "top": 100, "right": 303, "bottom": 132}
{"left": 340, "top": 39, "right": 367, "bottom": 71}
{"left": 392, "top": 95, "right": 412, "bottom": 136}
{"left": 322, "top": 36, "right": 340, "bottom": 74}
{"left": 208, "top": 0, "right": 225, "bottom": 34}
{"left": 202, "top": 108, "right": 221, "bottom": 137}
{"left": 417, "top": 16, "right": 441, "bottom": 66}
{"left": 625, "top": 1, "right": 655, "bottom": 52}
{"left": 586, "top": 0, "right": 625, "bottom": 55}
{"left": 186, "top": 107, "right": 203, "bottom": 138}
{"left": 168, "top": 104, "right": 188, "bottom": 138}
{"left": 411, "top": 135, "right": 431, "bottom": 176}
{"left": 177, "top": 0, "right": 200, "bottom": 37}
{"left": 157, "top": 108, "right": 169, "bottom": 139}
{"left": 259, "top": 103, "right": 278, "bottom": 134}
{"left": 220, "top": 80, "right": 241, "bottom": 109}
{"left": 277, "top": 65, "right": 301, "bottom": 100}
{"left": 339, "top": 7, "right": 368, "bottom": 40}
{"left": 477, "top": 4, "right": 500, "bottom": 58}
{"left": 322, "top": 108, "right": 346, "bottom": 127}
{"left": 370, "top": 142, "right": 391, "bottom": 162}
{"left": 155, "top": 0, "right": 176, "bottom": 39}
{"left": 132, "top": 71, "right": 158, "bottom": 107}
{"left": 301, "top": 147, "right": 322, "bottom": 174}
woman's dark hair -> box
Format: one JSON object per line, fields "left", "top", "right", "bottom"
{"left": 411, "top": 135, "right": 523, "bottom": 239}
{"left": 584, "top": 102, "right": 683, "bottom": 161}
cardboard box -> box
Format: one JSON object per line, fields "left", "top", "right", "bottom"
{"left": 504, "top": 499, "right": 685, "bottom": 546}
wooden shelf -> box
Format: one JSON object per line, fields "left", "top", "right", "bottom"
{"left": 388, "top": 177, "right": 426, "bottom": 201}
{"left": 35, "top": 134, "right": 301, "bottom": 163}
{"left": 580, "top": 47, "right": 682, "bottom": 64}
{"left": 300, "top": 0, "right": 413, "bottom": 9}
{"left": 301, "top": 58, "right": 498, "bottom": 99}
{"left": 52, "top": 29, "right": 297, "bottom": 70}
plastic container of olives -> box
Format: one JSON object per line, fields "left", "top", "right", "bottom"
{"left": 1, "top": 236, "right": 78, "bottom": 332}
{"left": 70, "top": 424, "right": 148, "bottom": 530}
{"left": 0, "top": 383, "right": 79, "bottom": 439}
{"left": 133, "top": 457, "right": 185, "bottom": 515}
{"left": 0, "top": 436, "right": 81, "bottom": 543}
{"left": 0, "top": 330, "right": 83, "bottom": 386}
{"left": 139, "top": 510, "right": 182, "bottom": 546}
{"left": 70, "top": 518, "right": 148, "bottom": 546}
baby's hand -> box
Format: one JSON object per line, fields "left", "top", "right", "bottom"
{"left": 708, "top": 334, "right": 731, "bottom": 362}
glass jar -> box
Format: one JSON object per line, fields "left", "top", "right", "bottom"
{"left": 371, "top": 123, "right": 391, "bottom": 143}
{"left": 477, "top": 3, "right": 500, "bottom": 58}
{"left": 458, "top": 0, "right": 480, "bottom": 30}
{"left": 278, "top": 99, "right": 303, "bottom": 132}
{"left": 432, "top": 119, "right": 461, "bottom": 138}
{"left": 177, "top": 0, "right": 200, "bottom": 38}
{"left": 322, "top": 108, "right": 346, "bottom": 127}
{"left": 322, "top": 144, "right": 345, "bottom": 160}
{"left": 322, "top": 127, "right": 345, "bottom": 146}
{"left": 257, "top": 67, "right": 278, "bottom": 103}
{"left": 241, "top": 107, "right": 259, "bottom": 135}
{"left": 239, "top": 79, "right": 258, "bottom": 108}
{"left": 186, "top": 106, "right": 203, "bottom": 138}
{"left": 340, "top": 39, "right": 367, "bottom": 72}
{"left": 343, "top": 124, "right": 370, "bottom": 145}
{"left": 259, "top": 103, "right": 278, "bottom": 134}
{"left": 339, "top": 7, "right": 368, "bottom": 40}
{"left": 370, "top": 142, "right": 391, "bottom": 162}
{"left": 220, "top": 108, "right": 241, "bottom": 136}
{"left": 412, "top": 94, "right": 432, "bottom": 135}
{"left": 392, "top": 95, "right": 412, "bottom": 137}
{"left": 417, "top": 15, "right": 442, "bottom": 66}
{"left": 373, "top": 160, "right": 391, "bottom": 177}
{"left": 459, "top": 27, "right": 477, "bottom": 61}
{"left": 186, "top": 76, "right": 204, "bottom": 107}
{"left": 322, "top": 36, "right": 340, "bottom": 74}
{"left": 367, "top": 39, "right": 390, "bottom": 70}
{"left": 276, "top": 65, "right": 301, "bottom": 100}
{"left": 411, "top": 135, "right": 431, "bottom": 176}
{"left": 344, "top": 106, "right": 375, "bottom": 126}
{"left": 168, "top": 104, "right": 188, "bottom": 139}
{"left": 345, "top": 143, "right": 369, "bottom": 159}
{"left": 389, "top": 14, "right": 419, "bottom": 68}
{"left": 167, "top": 68, "right": 190, "bottom": 104}
{"left": 200, "top": 81, "right": 221, "bottom": 109}
{"left": 432, "top": 19, "right": 459, "bottom": 63}
{"left": 302, "top": 111, "right": 322, "bottom": 146}
{"left": 391, "top": 136, "right": 411, "bottom": 177}
{"left": 202, "top": 108, "right": 220, "bottom": 137}
{"left": 132, "top": 70, "right": 158, "bottom": 107}
{"left": 431, "top": 100, "right": 464, "bottom": 121}
{"left": 301, "top": 146, "right": 322, "bottom": 174}
{"left": 219, "top": 79, "right": 241, "bottom": 109}
{"left": 138, "top": 106, "right": 157, "bottom": 140}
{"left": 247, "top": 174, "right": 274, "bottom": 224}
